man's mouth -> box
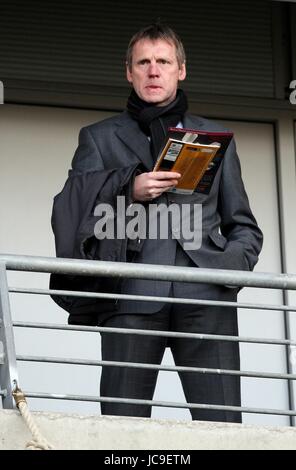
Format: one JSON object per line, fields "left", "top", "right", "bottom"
{"left": 146, "top": 85, "right": 162, "bottom": 90}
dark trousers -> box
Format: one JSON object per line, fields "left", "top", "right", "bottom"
{"left": 100, "top": 292, "right": 241, "bottom": 422}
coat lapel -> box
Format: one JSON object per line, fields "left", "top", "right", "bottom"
{"left": 115, "top": 113, "right": 206, "bottom": 171}
{"left": 115, "top": 113, "right": 154, "bottom": 170}
{"left": 183, "top": 114, "right": 206, "bottom": 131}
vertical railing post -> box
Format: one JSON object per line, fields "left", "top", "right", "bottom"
{"left": 0, "top": 262, "right": 18, "bottom": 408}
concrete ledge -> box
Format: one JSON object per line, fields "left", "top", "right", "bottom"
{"left": 1, "top": 410, "right": 296, "bottom": 450}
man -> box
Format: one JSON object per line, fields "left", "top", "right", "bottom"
{"left": 52, "top": 23, "right": 263, "bottom": 422}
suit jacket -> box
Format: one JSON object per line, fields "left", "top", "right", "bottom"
{"left": 52, "top": 110, "right": 263, "bottom": 321}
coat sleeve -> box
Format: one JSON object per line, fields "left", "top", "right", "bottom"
{"left": 51, "top": 171, "right": 111, "bottom": 259}
{"left": 70, "top": 126, "right": 105, "bottom": 174}
{"left": 51, "top": 124, "right": 110, "bottom": 260}
{"left": 50, "top": 165, "right": 140, "bottom": 322}
{"left": 218, "top": 138, "right": 263, "bottom": 271}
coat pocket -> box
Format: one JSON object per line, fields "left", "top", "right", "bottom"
{"left": 208, "top": 231, "right": 227, "bottom": 250}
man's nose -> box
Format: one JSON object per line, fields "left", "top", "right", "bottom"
{"left": 148, "top": 61, "right": 160, "bottom": 76}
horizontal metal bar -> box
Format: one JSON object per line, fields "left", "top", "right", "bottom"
{"left": 13, "top": 321, "right": 296, "bottom": 347}
{"left": 16, "top": 355, "right": 296, "bottom": 381}
{"left": 24, "top": 392, "right": 296, "bottom": 416}
{"left": 9, "top": 286, "right": 296, "bottom": 312}
{"left": 1, "top": 254, "right": 296, "bottom": 290}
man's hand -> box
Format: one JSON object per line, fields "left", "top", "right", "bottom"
{"left": 132, "top": 171, "right": 181, "bottom": 202}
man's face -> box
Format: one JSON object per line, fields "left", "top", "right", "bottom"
{"left": 126, "top": 38, "right": 186, "bottom": 107}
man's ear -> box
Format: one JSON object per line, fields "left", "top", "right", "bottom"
{"left": 178, "top": 63, "right": 186, "bottom": 82}
{"left": 126, "top": 62, "right": 132, "bottom": 84}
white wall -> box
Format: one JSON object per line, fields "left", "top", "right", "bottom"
{"left": 0, "top": 104, "right": 291, "bottom": 424}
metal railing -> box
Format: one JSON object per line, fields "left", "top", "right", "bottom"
{"left": 1, "top": 254, "right": 296, "bottom": 421}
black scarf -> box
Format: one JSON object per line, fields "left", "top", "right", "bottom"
{"left": 127, "top": 88, "right": 188, "bottom": 160}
